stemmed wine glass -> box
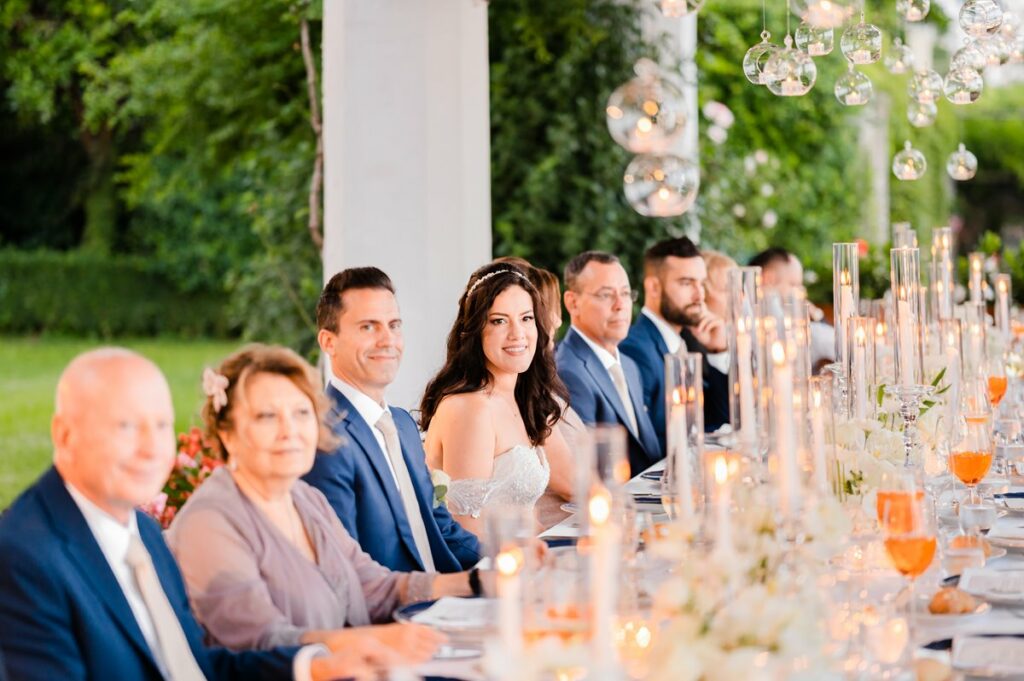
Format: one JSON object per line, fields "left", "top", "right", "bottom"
{"left": 988, "top": 353, "right": 1008, "bottom": 411}
{"left": 949, "top": 412, "right": 994, "bottom": 507}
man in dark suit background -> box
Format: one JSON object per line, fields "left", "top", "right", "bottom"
{"left": 0, "top": 348, "right": 398, "bottom": 681}
{"left": 555, "top": 251, "right": 662, "bottom": 476}
{"left": 620, "top": 237, "right": 731, "bottom": 450}
{"left": 304, "top": 267, "right": 480, "bottom": 574}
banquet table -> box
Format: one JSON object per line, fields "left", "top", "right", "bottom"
{"left": 410, "top": 456, "right": 1024, "bottom": 680}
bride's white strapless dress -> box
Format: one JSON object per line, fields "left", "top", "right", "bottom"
{"left": 446, "top": 445, "right": 550, "bottom": 519}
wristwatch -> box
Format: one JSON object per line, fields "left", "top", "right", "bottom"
{"left": 468, "top": 567, "right": 483, "bottom": 597}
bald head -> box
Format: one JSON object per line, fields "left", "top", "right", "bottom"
{"left": 53, "top": 347, "right": 176, "bottom": 523}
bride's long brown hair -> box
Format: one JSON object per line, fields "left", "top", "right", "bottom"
{"left": 419, "top": 262, "right": 567, "bottom": 445}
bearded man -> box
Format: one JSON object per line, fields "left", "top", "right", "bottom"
{"left": 620, "top": 237, "right": 731, "bottom": 450}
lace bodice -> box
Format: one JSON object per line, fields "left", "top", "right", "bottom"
{"left": 446, "top": 445, "right": 550, "bottom": 518}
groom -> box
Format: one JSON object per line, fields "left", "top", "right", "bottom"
{"left": 304, "top": 267, "right": 481, "bottom": 573}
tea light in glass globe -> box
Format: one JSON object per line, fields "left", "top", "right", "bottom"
{"left": 835, "top": 65, "right": 873, "bottom": 106}
{"left": 885, "top": 37, "right": 915, "bottom": 73}
{"left": 908, "top": 100, "right": 938, "bottom": 127}
{"left": 908, "top": 69, "right": 943, "bottom": 104}
{"left": 999, "top": 11, "right": 1020, "bottom": 40}
{"left": 796, "top": 22, "right": 834, "bottom": 56}
{"left": 659, "top": 0, "right": 705, "bottom": 17}
{"left": 1009, "top": 35, "right": 1024, "bottom": 63}
{"left": 960, "top": 0, "right": 1004, "bottom": 38}
{"left": 606, "top": 59, "right": 686, "bottom": 154}
{"left": 765, "top": 35, "right": 818, "bottom": 96}
{"left": 623, "top": 154, "right": 700, "bottom": 217}
{"left": 743, "top": 33, "right": 780, "bottom": 85}
{"left": 947, "top": 143, "right": 978, "bottom": 181}
{"left": 791, "top": 0, "right": 856, "bottom": 28}
{"left": 944, "top": 67, "right": 984, "bottom": 104}
{"left": 952, "top": 41, "right": 988, "bottom": 71}
{"left": 841, "top": 22, "right": 883, "bottom": 65}
{"left": 979, "top": 34, "right": 1011, "bottom": 66}
{"left": 893, "top": 141, "right": 927, "bottom": 181}
{"left": 896, "top": 0, "right": 930, "bottom": 22}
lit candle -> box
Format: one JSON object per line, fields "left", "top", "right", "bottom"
{"left": 851, "top": 49, "right": 871, "bottom": 64}
{"left": 907, "top": 7, "right": 923, "bottom": 20}
{"left": 713, "top": 454, "right": 734, "bottom": 556}
{"left": 782, "top": 78, "right": 803, "bottom": 96}
{"left": 670, "top": 388, "right": 695, "bottom": 520}
{"left": 809, "top": 42, "right": 826, "bottom": 56}
{"left": 496, "top": 547, "right": 523, "bottom": 657}
{"left": 853, "top": 325, "right": 869, "bottom": 419}
{"left": 969, "top": 252, "right": 984, "bottom": 303}
{"left": 996, "top": 274, "right": 1012, "bottom": 339}
{"left": 772, "top": 341, "right": 800, "bottom": 516}
{"left": 953, "top": 91, "right": 972, "bottom": 105}
{"left": 810, "top": 381, "right": 828, "bottom": 493}
{"left": 737, "top": 317, "right": 756, "bottom": 445}
{"left": 896, "top": 296, "right": 916, "bottom": 386}
{"left": 589, "top": 486, "right": 620, "bottom": 670}
{"left": 846, "top": 91, "right": 864, "bottom": 105}
{"left": 838, "top": 272, "right": 855, "bottom": 365}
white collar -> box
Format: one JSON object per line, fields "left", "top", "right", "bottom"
{"left": 331, "top": 377, "right": 391, "bottom": 428}
{"left": 641, "top": 307, "right": 683, "bottom": 354}
{"left": 571, "top": 325, "right": 620, "bottom": 370}
{"left": 65, "top": 481, "right": 139, "bottom": 564}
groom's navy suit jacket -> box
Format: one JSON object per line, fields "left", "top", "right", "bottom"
{"left": 555, "top": 327, "right": 663, "bottom": 476}
{"left": 0, "top": 467, "right": 296, "bottom": 681}
{"left": 303, "top": 384, "right": 481, "bottom": 573}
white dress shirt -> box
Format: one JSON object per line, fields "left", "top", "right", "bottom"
{"left": 331, "top": 377, "right": 403, "bottom": 488}
{"left": 65, "top": 483, "right": 324, "bottom": 680}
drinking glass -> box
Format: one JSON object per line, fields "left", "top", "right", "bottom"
{"left": 949, "top": 414, "right": 994, "bottom": 505}
{"left": 876, "top": 468, "right": 924, "bottom": 533}
{"left": 988, "top": 353, "right": 1008, "bottom": 409}
{"left": 881, "top": 484, "right": 936, "bottom": 652}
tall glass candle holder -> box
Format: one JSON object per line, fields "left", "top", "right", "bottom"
{"left": 938, "top": 319, "right": 964, "bottom": 447}
{"left": 484, "top": 505, "right": 535, "bottom": 662}
{"left": 886, "top": 247, "right": 934, "bottom": 469}
{"left": 809, "top": 375, "right": 836, "bottom": 497}
{"left": 931, "top": 227, "right": 955, "bottom": 321}
{"left": 963, "top": 301, "right": 988, "bottom": 380}
{"left": 968, "top": 252, "right": 985, "bottom": 304}
{"left": 893, "top": 223, "right": 918, "bottom": 248}
{"left": 727, "top": 266, "right": 765, "bottom": 449}
{"left": 846, "top": 316, "right": 877, "bottom": 420}
{"left": 833, "top": 243, "right": 861, "bottom": 371}
{"left": 663, "top": 352, "right": 705, "bottom": 523}
{"left": 764, "top": 316, "right": 802, "bottom": 520}
{"left": 994, "top": 273, "right": 1012, "bottom": 341}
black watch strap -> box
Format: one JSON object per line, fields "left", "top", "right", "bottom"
{"left": 468, "top": 567, "right": 482, "bottom": 597}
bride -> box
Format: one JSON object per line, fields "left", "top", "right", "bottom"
{"left": 420, "top": 262, "right": 570, "bottom": 534}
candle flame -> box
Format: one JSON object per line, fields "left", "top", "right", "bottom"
{"left": 589, "top": 488, "right": 612, "bottom": 526}
{"left": 840, "top": 271, "right": 851, "bottom": 286}
{"left": 875, "top": 321, "right": 886, "bottom": 338}
{"left": 714, "top": 455, "right": 729, "bottom": 484}
{"left": 636, "top": 117, "right": 653, "bottom": 133}
{"left": 999, "top": 278, "right": 1009, "bottom": 293}
{"left": 855, "top": 325, "right": 866, "bottom": 345}
{"left": 496, "top": 548, "right": 523, "bottom": 576}
{"left": 672, "top": 387, "right": 683, "bottom": 406}
{"left": 812, "top": 386, "right": 823, "bottom": 408}
{"left": 771, "top": 341, "right": 786, "bottom": 365}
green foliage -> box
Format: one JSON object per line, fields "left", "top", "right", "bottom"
{"left": 0, "top": 249, "right": 231, "bottom": 337}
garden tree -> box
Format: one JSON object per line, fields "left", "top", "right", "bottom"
{"left": 1, "top": 0, "right": 138, "bottom": 253}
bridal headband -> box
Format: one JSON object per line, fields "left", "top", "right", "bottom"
{"left": 466, "top": 268, "right": 529, "bottom": 297}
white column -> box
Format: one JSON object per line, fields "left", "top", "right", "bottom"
{"left": 322, "top": 0, "right": 492, "bottom": 409}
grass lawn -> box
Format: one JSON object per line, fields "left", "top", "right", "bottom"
{"left": 0, "top": 336, "right": 240, "bottom": 509}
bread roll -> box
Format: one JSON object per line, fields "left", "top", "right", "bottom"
{"left": 928, "top": 586, "right": 977, "bottom": 614}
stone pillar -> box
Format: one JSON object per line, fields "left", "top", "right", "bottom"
{"left": 322, "top": 0, "right": 492, "bottom": 408}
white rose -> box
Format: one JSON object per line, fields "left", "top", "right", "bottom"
{"left": 865, "top": 427, "right": 905, "bottom": 465}
{"left": 835, "top": 421, "right": 867, "bottom": 451}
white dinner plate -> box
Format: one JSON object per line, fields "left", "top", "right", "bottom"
{"left": 987, "top": 535, "right": 1024, "bottom": 552}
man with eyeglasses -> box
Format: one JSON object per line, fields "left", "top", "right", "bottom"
{"left": 556, "top": 251, "right": 662, "bottom": 476}
{"left": 620, "top": 238, "right": 731, "bottom": 455}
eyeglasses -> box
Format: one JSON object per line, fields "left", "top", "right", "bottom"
{"left": 582, "top": 289, "right": 639, "bottom": 305}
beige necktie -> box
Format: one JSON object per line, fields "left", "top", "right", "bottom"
{"left": 608, "top": 362, "right": 639, "bottom": 437}
{"left": 124, "top": 534, "right": 207, "bottom": 681}
{"left": 376, "top": 411, "right": 437, "bottom": 572}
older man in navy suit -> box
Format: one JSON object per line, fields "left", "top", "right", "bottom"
{"left": 304, "top": 268, "right": 480, "bottom": 574}
{"left": 555, "top": 252, "right": 662, "bottom": 476}
{"left": 0, "top": 349, "right": 399, "bottom": 681}
{"left": 620, "top": 238, "right": 732, "bottom": 452}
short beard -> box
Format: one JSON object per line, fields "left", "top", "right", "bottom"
{"left": 660, "top": 298, "right": 702, "bottom": 328}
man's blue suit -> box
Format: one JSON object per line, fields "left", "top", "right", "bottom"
{"left": 619, "top": 313, "right": 672, "bottom": 455}
{"left": 303, "top": 384, "right": 481, "bottom": 573}
{"left": 555, "top": 327, "right": 663, "bottom": 476}
{"left": 0, "top": 467, "right": 296, "bottom": 681}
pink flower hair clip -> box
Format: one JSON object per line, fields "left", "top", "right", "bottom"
{"left": 202, "top": 367, "right": 230, "bottom": 412}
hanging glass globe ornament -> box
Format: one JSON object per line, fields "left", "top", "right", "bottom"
{"left": 606, "top": 59, "right": 686, "bottom": 154}
{"left": 944, "top": 67, "right": 984, "bottom": 104}
{"left": 795, "top": 22, "right": 834, "bottom": 56}
{"left": 893, "top": 141, "right": 927, "bottom": 181}
{"left": 908, "top": 69, "right": 943, "bottom": 104}
{"left": 623, "top": 154, "right": 700, "bottom": 217}
{"left": 835, "top": 65, "right": 873, "bottom": 105}
{"left": 791, "top": 0, "right": 856, "bottom": 28}
{"left": 979, "top": 35, "right": 1011, "bottom": 66}
{"left": 841, "top": 22, "right": 883, "bottom": 65}
{"left": 764, "top": 35, "right": 818, "bottom": 96}
{"left": 743, "top": 32, "right": 780, "bottom": 85}
{"left": 952, "top": 41, "right": 988, "bottom": 71}
{"left": 658, "top": 0, "right": 705, "bottom": 18}
{"left": 947, "top": 143, "right": 978, "bottom": 181}
{"left": 999, "top": 11, "right": 1020, "bottom": 40}
{"left": 896, "top": 0, "right": 930, "bottom": 22}
{"left": 960, "top": 0, "right": 1004, "bottom": 38}
{"left": 885, "top": 37, "right": 915, "bottom": 73}
{"left": 908, "top": 100, "right": 938, "bottom": 127}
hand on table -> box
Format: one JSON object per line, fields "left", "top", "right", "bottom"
{"left": 322, "top": 622, "right": 446, "bottom": 666}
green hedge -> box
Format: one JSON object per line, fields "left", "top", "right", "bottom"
{"left": 0, "top": 249, "right": 234, "bottom": 337}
